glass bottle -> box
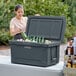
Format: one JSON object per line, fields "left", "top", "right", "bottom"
{"left": 65, "top": 40, "right": 74, "bottom": 55}
{"left": 66, "top": 56, "right": 72, "bottom": 68}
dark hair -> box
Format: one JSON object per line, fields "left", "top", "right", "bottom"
{"left": 15, "top": 4, "right": 23, "bottom": 11}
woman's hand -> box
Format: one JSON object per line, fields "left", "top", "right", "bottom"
{"left": 10, "top": 28, "right": 22, "bottom": 36}
{"left": 15, "top": 28, "right": 22, "bottom": 34}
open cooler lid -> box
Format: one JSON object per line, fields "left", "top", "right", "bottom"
{"left": 26, "top": 16, "right": 66, "bottom": 42}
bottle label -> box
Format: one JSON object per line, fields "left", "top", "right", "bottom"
{"left": 73, "top": 65, "right": 76, "bottom": 68}
{"left": 68, "top": 48, "right": 71, "bottom": 55}
{"left": 67, "top": 63, "right": 71, "bottom": 68}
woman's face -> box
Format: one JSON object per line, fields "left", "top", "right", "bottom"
{"left": 15, "top": 8, "right": 24, "bottom": 19}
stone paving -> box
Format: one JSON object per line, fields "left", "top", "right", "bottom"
{"left": 0, "top": 44, "right": 67, "bottom": 61}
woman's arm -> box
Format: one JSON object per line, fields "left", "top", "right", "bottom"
{"left": 10, "top": 20, "right": 21, "bottom": 36}
{"left": 10, "top": 27, "right": 21, "bottom": 36}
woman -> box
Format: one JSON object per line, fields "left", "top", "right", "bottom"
{"left": 10, "top": 4, "right": 28, "bottom": 39}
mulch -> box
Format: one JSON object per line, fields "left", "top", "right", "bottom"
{"left": 0, "top": 45, "right": 10, "bottom": 50}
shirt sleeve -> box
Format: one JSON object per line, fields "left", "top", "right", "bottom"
{"left": 10, "top": 19, "right": 15, "bottom": 29}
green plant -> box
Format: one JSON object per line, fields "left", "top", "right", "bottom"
{"left": 64, "top": 0, "right": 76, "bottom": 26}
{"left": 65, "top": 25, "right": 76, "bottom": 39}
{"left": 0, "top": 29, "right": 13, "bottom": 45}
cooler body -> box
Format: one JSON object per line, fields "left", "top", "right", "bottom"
{"left": 10, "top": 41, "right": 60, "bottom": 67}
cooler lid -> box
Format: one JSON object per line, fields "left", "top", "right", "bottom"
{"left": 26, "top": 16, "right": 66, "bottom": 42}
